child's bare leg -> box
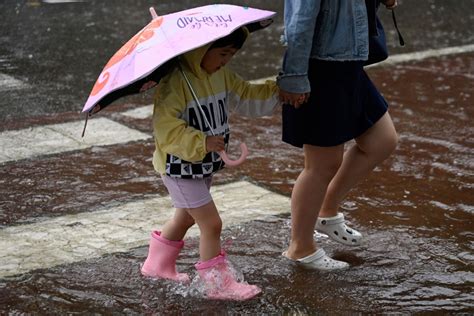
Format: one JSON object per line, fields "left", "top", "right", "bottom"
{"left": 189, "top": 202, "right": 261, "bottom": 300}
{"left": 161, "top": 208, "right": 195, "bottom": 241}
{"left": 319, "top": 112, "right": 398, "bottom": 217}
{"left": 186, "top": 200, "right": 222, "bottom": 261}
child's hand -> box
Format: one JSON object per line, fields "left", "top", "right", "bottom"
{"left": 206, "top": 136, "right": 225, "bottom": 153}
{"left": 279, "top": 90, "right": 310, "bottom": 109}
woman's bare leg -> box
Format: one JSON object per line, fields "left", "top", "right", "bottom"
{"left": 319, "top": 112, "right": 398, "bottom": 217}
{"left": 285, "top": 144, "right": 344, "bottom": 259}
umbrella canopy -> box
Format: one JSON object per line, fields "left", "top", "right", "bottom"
{"left": 82, "top": 4, "right": 276, "bottom": 114}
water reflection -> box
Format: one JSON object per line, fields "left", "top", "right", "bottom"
{"left": 3, "top": 215, "right": 472, "bottom": 313}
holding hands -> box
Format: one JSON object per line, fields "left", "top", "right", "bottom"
{"left": 279, "top": 90, "right": 310, "bottom": 109}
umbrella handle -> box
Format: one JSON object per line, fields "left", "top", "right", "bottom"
{"left": 219, "top": 143, "right": 248, "bottom": 167}
{"left": 149, "top": 7, "right": 158, "bottom": 20}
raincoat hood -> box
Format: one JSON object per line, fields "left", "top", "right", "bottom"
{"left": 179, "top": 27, "right": 249, "bottom": 79}
{"left": 180, "top": 43, "right": 212, "bottom": 80}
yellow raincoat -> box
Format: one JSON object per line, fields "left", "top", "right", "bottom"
{"left": 152, "top": 42, "right": 278, "bottom": 178}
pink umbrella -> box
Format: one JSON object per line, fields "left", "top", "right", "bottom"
{"left": 81, "top": 4, "right": 275, "bottom": 166}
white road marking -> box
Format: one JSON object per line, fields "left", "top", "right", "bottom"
{"left": 0, "top": 73, "right": 27, "bottom": 91}
{"left": 121, "top": 104, "right": 153, "bottom": 119}
{"left": 0, "top": 181, "right": 290, "bottom": 278}
{"left": 0, "top": 118, "right": 151, "bottom": 164}
{"left": 378, "top": 44, "right": 474, "bottom": 66}
{"left": 255, "top": 44, "right": 474, "bottom": 80}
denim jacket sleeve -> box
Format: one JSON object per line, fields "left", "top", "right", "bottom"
{"left": 277, "top": 0, "right": 321, "bottom": 94}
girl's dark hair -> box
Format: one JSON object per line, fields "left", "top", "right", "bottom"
{"left": 209, "top": 27, "right": 247, "bottom": 50}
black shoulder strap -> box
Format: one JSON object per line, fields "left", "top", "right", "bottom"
{"left": 391, "top": 10, "right": 405, "bottom": 46}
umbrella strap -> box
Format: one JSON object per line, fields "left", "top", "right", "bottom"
{"left": 179, "top": 65, "right": 216, "bottom": 136}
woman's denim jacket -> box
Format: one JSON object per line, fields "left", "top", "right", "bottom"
{"left": 277, "top": 0, "right": 369, "bottom": 93}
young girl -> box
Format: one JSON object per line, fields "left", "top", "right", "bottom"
{"left": 141, "top": 27, "right": 278, "bottom": 301}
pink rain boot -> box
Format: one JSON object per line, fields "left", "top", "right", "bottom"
{"left": 195, "top": 251, "right": 261, "bottom": 301}
{"left": 141, "top": 231, "right": 189, "bottom": 283}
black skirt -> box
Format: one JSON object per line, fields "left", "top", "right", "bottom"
{"left": 282, "top": 59, "right": 388, "bottom": 147}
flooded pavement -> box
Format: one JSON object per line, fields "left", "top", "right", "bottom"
{"left": 1, "top": 0, "right": 474, "bottom": 314}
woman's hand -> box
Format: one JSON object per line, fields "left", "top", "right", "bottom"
{"left": 279, "top": 90, "right": 310, "bottom": 109}
{"left": 206, "top": 136, "right": 225, "bottom": 153}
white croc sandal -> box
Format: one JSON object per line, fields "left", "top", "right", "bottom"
{"left": 284, "top": 249, "right": 349, "bottom": 271}
{"left": 316, "top": 213, "right": 363, "bottom": 246}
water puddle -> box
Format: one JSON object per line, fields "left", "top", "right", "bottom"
{"left": 2, "top": 216, "right": 472, "bottom": 313}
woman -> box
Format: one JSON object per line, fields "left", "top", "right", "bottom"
{"left": 277, "top": 0, "right": 399, "bottom": 270}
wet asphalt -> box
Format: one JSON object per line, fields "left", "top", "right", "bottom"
{"left": 1, "top": 0, "right": 473, "bottom": 314}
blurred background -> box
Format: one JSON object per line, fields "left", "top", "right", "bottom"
{"left": 1, "top": 0, "right": 473, "bottom": 121}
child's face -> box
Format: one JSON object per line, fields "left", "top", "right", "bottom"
{"left": 201, "top": 45, "right": 239, "bottom": 74}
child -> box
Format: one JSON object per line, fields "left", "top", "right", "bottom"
{"left": 141, "top": 27, "right": 279, "bottom": 301}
